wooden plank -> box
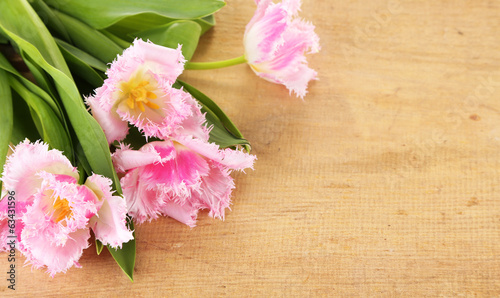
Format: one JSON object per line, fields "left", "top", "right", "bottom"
{"left": 1, "top": 0, "right": 500, "bottom": 296}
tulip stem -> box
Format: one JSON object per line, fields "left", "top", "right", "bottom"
{"left": 185, "top": 55, "right": 247, "bottom": 70}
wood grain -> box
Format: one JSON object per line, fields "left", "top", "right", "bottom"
{"left": 2, "top": 0, "right": 500, "bottom": 296}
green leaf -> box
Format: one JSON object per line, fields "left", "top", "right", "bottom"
{"left": 30, "top": 0, "right": 72, "bottom": 43}
{"left": 0, "top": 0, "right": 71, "bottom": 77}
{"left": 57, "top": 39, "right": 105, "bottom": 87}
{"left": 98, "top": 30, "right": 131, "bottom": 49}
{"left": 75, "top": 142, "right": 92, "bottom": 179}
{"left": 11, "top": 91, "right": 40, "bottom": 145}
{"left": 56, "top": 39, "right": 108, "bottom": 72}
{"left": 71, "top": 76, "right": 100, "bottom": 100}
{"left": 96, "top": 239, "right": 104, "bottom": 255}
{"left": 175, "top": 80, "right": 251, "bottom": 151}
{"left": 9, "top": 76, "right": 73, "bottom": 161}
{"left": 106, "top": 218, "right": 135, "bottom": 281}
{"left": 105, "top": 13, "right": 175, "bottom": 40}
{"left": 198, "top": 15, "right": 217, "bottom": 35}
{"left": 49, "top": 9, "right": 123, "bottom": 64}
{"left": 44, "top": 0, "right": 225, "bottom": 29}
{"left": 0, "top": 24, "right": 122, "bottom": 193}
{"left": 0, "top": 52, "right": 63, "bottom": 123}
{"left": 19, "top": 53, "right": 59, "bottom": 97}
{"left": 135, "top": 21, "right": 202, "bottom": 61}
{"left": 106, "top": 13, "right": 215, "bottom": 41}
{"left": 0, "top": 69, "right": 13, "bottom": 190}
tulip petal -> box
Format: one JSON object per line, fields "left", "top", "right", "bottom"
{"left": 191, "top": 161, "right": 234, "bottom": 219}
{"left": 85, "top": 174, "right": 133, "bottom": 248}
{"left": 22, "top": 227, "right": 90, "bottom": 277}
{"left": 89, "top": 195, "right": 133, "bottom": 248}
{"left": 1, "top": 140, "right": 78, "bottom": 204}
{"left": 86, "top": 95, "right": 129, "bottom": 144}
{"left": 175, "top": 136, "right": 256, "bottom": 171}
{"left": 244, "top": 0, "right": 287, "bottom": 64}
{"left": 121, "top": 169, "right": 165, "bottom": 224}
{"left": 113, "top": 143, "right": 162, "bottom": 173}
{"left": 160, "top": 201, "right": 199, "bottom": 228}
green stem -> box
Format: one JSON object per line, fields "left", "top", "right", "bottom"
{"left": 185, "top": 55, "right": 247, "bottom": 70}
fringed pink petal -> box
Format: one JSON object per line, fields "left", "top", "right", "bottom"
{"left": 104, "top": 40, "right": 184, "bottom": 93}
{"left": 121, "top": 169, "right": 165, "bottom": 224}
{"left": 129, "top": 142, "right": 208, "bottom": 209}
{"left": 18, "top": 172, "right": 99, "bottom": 276}
{"left": 218, "top": 147, "right": 257, "bottom": 171}
{"left": 21, "top": 228, "right": 90, "bottom": 277}
{"left": 266, "top": 19, "right": 319, "bottom": 72}
{"left": 89, "top": 195, "right": 133, "bottom": 247}
{"left": 141, "top": 142, "right": 209, "bottom": 195}
{"left": 249, "top": 0, "right": 273, "bottom": 28}
{"left": 112, "top": 143, "right": 162, "bottom": 173}
{"left": 115, "top": 39, "right": 185, "bottom": 84}
{"left": 127, "top": 39, "right": 186, "bottom": 83}
{"left": 23, "top": 173, "right": 97, "bottom": 233}
{"left": 21, "top": 200, "right": 87, "bottom": 276}
{"left": 86, "top": 95, "right": 129, "bottom": 144}
{"left": 283, "top": 0, "right": 302, "bottom": 16}
{"left": 173, "top": 91, "right": 210, "bottom": 141}
{"left": 81, "top": 174, "right": 111, "bottom": 208}
{"left": 244, "top": 0, "right": 287, "bottom": 64}
{"left": 190, "top": 162, "right": 235, "bottom": 220}
{"left": 160, "top": 201, "right": 198, "bottom": 228}
{"left": 1, "top": 140, "right": 78, "bottom": 203}
{"left": 85, "top": 174, "right": 133, "bottom": 247}
{"left": 280, "top": 63, "right": 317, "bottom": 98}
{"left": 174, "top": 136, "right": 256, "bottom": 171}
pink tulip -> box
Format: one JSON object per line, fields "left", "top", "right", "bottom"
{"left": 113, "top": 136, "right": 256, "bottom": 227}
{"left": 0, "top": 140, "right": 133, "bottom": 276}
{"left": 86, "top": 39, "right": 208, "bottom": 144}
{"left": 244, "top": 0, "right": 320, "bottom": 98}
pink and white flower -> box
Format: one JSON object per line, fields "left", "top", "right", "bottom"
{"left": 244, "top": 0, "right": 320, "bottom": 98}
{"left": 86, "top": 39, "right": 208, "bottom": 144}
{"left": 113, "top": 137, "right": 256, "bottom": 227}
{"left": 0, "top": 140, "right": 133, "bottom": 276}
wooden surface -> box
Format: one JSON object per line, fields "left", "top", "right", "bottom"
{"left": 2, "top": 0, "right": 500, "bottom": 296}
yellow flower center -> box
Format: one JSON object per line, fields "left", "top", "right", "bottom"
{"left": 52, "top": 197, "right": 72, "bottom": 223}
{"left": 123, "top": 81, "right": 159, "bottom": 112}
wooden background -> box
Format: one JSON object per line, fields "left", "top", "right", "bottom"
{"left": 2, "top": 0, "right": 500, "bottom": 296}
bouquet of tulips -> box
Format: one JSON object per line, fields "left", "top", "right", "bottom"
{"left": 0, "top": 0, "right": 319, "bottom": 279}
